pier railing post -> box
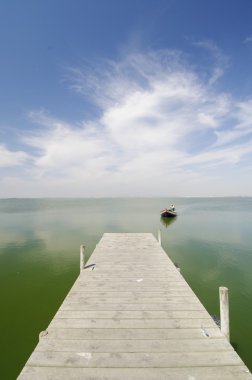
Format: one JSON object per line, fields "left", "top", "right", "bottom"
{"left": 80, "top": 244, "right": 85, "bottom": 272}
{"left": 158, "top": 229, "right": 162, "bottom": 246}
{"left": 219, "top": 286, "right": 230, "bottom": 341}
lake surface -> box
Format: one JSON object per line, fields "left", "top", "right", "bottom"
{"left": 1, "top": 197, "right": 252, "bottom": 379}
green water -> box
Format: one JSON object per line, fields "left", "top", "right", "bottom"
{"left": 1, "top": 197, "right": 252, "bottom": 378}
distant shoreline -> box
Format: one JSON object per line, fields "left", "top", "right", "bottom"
{"left": 0, "top": 196, "right": 252, "bottom": 201}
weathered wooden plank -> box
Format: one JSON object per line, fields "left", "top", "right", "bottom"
{"left": 36, "top": 337, "right": 232, "bottom": 353}
{"left": 60, "top": 302, "right": 205, "bottom": 311}
{"left": 46, "top": 327, "right": 224, "bottom": 340}
{"left": 73, "top": 284, "right": 193, "bottom": 291}
{"left": 85, "top": 265, "right": 184, "bottom": 278}
{"left": 49, "top": 317, "right": 217, "bottom": 329}
{"left": 17, "top": 366, "right": 252, "bottom": 380}
{"left": 91, "top": 256, "right": 170, "bottom": 261}
{"left": 90, "top": 264, "right": 175, "bottom": 268}
{"left": 55, "top": 310, "right": 210, "bottom": 319}
{"left": 68, "top": 291, "right": 197, "bottom": 298}
{"left": 76, "top": 280, "right": 189, "bottom": 287}
{"left": 85, "top": 265, "right": 179, "bottom": 269}
{"left": 63, "top": 296, "right": 202, "bottom": 304}
{"left": 26, "top": 351, "right": 243, "bottom": 368}
{"left": 77, "top": 277, "right": 185, "bottom": 283}
{"left": 81, "top": 271, "right": 185, "bottom": 277}
{"left": 78, "top": 278, "right": 187, "bottom": 283}
{"left": 78, "top": 274, "right": 183, "bottom": 279}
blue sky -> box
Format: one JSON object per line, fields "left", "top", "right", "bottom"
{"left": 1, "top": 0, "right": 252, "bottom": 197}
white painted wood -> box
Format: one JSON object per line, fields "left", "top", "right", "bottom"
{"left": 220, "top": 286, "right": 230, "bottom": 341}
{"left": 80, "top": 244, "right": 85, "bottom": 272}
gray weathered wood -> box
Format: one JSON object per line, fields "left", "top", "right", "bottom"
{"left": 45, "top": 326, "right": 224, "bottom": 340}
{"left": 36, "top": 337, "right": 232, "bottom": 353}
{"left": 17, "top": 233, "right": 252, "bottom": 380}
{"left": 17, "top": 366, "right": 252, "bottom": 380}
{"left": 22, "top": 350, "right": 244, "bottom": 368}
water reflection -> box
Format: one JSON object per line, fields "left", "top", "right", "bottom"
{"left": 160, "top": 216, "right": 177, "bottom": 228}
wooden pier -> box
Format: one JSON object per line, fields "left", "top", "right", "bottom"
{"left": 17, "top": 233, "right": 252, "bottom": 379}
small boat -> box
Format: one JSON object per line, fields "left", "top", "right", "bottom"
{"left": 161, "top": 208, "right": 177, "bottom": 217}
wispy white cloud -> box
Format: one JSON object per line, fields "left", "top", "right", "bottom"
{"left": 244, "top": 36, "right": 252, "bottom": 44}
{"left": 214, "top": 100, "right": 252, "bottom": 147}
{"left": 0, "top": 144, "right": 28, "bottom": 167}
{"left": 193, "top": 40, "right": 230, "bottom": 85}
{"left": 2, "top": 47, "right": 252, "bottom": 197}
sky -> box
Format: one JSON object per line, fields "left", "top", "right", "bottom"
{"left": 1, "top": 0, "right": 252, "bottom": 197}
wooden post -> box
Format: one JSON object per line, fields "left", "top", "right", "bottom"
{"left": 39, "top": 330, "right": 48, "bottom": 340}
{"left": 158, "top": 229, "right": 161, "bottom": 246}
{"left": 80, "top": 244, "right": 85, "bottom": 272}
{"left": 219, "top": 286, "right": 230, "bottom": 341}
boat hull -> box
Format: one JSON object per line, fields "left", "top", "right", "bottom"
{"left": 161, "top": 210, "right": 177, "bottom": 217}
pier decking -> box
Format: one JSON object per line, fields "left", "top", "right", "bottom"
{"left": 18, "top": 233, "right": 252, "bottom": 379}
